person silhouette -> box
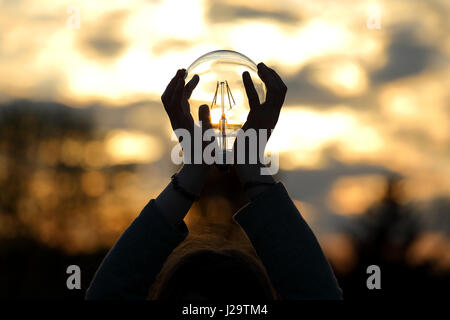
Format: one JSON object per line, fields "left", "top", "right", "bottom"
{"left": 86, "top": 63, "right": 342, "bottom": 300}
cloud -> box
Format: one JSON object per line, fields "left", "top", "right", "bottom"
{"left": 283, "top": 66, "right": 342, "bottom": 107}
{"left": 277, "top": 158, "right": 395, "bottom": 231}
{"left": 152, "top": 39, "right": 193, "bottom": 55}
{"left": 371, "top": 29, "right": 437, "bottom": 83}
{"left": 207, "top": 1, "right": 300, "bottom": 24}
{"left": 84, "top": 37, "right": 126, "bottom": 58}
{"left": 283, "top": 64, "right": 373, "bottom": 108}
{"left": 78, "top": 10, "right": 129, "bottom": 60}
{"left": 280, "top": 158, "right": 394, "bottom": 201}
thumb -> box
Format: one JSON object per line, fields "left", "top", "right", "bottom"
{"left": 198, "top": 104, "right": 212, "bottom": 130}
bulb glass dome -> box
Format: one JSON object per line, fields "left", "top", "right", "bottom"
{"left": 185, "top": 50, "right": 266, "bottom": 155}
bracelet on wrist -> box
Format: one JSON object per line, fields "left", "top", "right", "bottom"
{"left": 171, "top": 173, "right": 200, "bottom": 201}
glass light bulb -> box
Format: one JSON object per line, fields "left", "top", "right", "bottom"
{"left": 185, "top": 50, "right": 266, "bottom": 160}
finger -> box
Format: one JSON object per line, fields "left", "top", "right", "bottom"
{"left": 257, "top": 63, "right": 282, "bottom": 104}
{"left": 257, "top": 63, "right": 278, "bottom": 104}
{"left": 198, "top": 104, "right": 212, "bottom": 129}
{"left": 257, "top": 63, "right": 279, "bottom": 87}
{"left": 161, "top": 69, "right": 185, "bottom": 105}
{"left": 267, "top": 67, "right": 287, "bottom": 111}
{"left": 170, "top": 76, "right": 185, "bottom": 108}
{"left": 180, "top": 75, "right": 198, "bottom": 115}
{"left": 268, "top": 67, "right": 287, "bottom": 95}
{"left": 184, "top": 74, "right": 199, "bottom": 100}
{"left": 242, "top": 71, "right": 260, "bottom": 109}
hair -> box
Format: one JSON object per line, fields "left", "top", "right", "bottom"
{"left": 148, "top": 236, "right": 276, "bottom": 300}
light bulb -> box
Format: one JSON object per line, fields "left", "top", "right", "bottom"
{"left": 185, "top": 50, "right": 266, "bottom": 163}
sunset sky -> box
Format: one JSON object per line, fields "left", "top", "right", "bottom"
{"left": 0, "top": 0, "right": 449, "bottom": 263}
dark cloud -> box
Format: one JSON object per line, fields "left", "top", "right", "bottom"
{"left": 282, "top": 64, "right": 376, "bottom": 109}
{"left": 85, "top": 37, "right": 126, "bottom": 58}
{"left": 371, "top": 29, "right": 437, "bottom": 83}
{"left": 79, "top": 10, "right": 128, "bottom": 60}
{"left": 277, "top": 156, "right": 395, "bottom": 231}
{"left": 152, "top": 39, "right": 192, "bottom": 55}
{"left": 283, "top": 66, "right": 342, "bottom": 107}
{"left": 283, "top": 28, "right": 443, "bottom": 108}
{"left": 279, "top": 157, "right": 394, "bottom": 201}
{"left": 207, "top": 2, "right": 299, "bottom": 24}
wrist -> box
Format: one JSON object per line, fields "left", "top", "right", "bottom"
{"left": 235, "top": 163, "right": 275, "bottom": 201}
{"left": 235, "top": 162, "right": 268, "bottom": 180}
{"left": 177, "top": 164, "right": 210, "bottom": 195}
{"left": 181, "top": 163, "right": 210, "bottom": 178}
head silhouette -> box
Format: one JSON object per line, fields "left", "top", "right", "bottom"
{"left": 150, "top": 248, "right": 275, "bottom": 300}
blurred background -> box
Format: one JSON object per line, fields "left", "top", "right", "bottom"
{"left": 0, "top": 0, "right": 449, "bottom": 299}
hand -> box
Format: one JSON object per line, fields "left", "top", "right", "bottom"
{"left": 156, "top": 69, "right": 217, "bottom": 226}
{"left": 242, "top": 63, "right": 287, "bottom": 132}
{"left": 232, "top": 63, "right": 287, "bottom": 200}
{"left": 161, "top": 69, "right": 215, "bottom": 166}
{"left": 234, "top": 62, "right": 287, "bottom": 164}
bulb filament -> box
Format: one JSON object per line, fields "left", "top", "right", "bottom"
{"left": 210, "top": 81, "right": 236, "bottom": 158}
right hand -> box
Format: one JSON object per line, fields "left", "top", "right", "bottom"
{"left": 234, "top": 62, "right": 287, "bottom": 164}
